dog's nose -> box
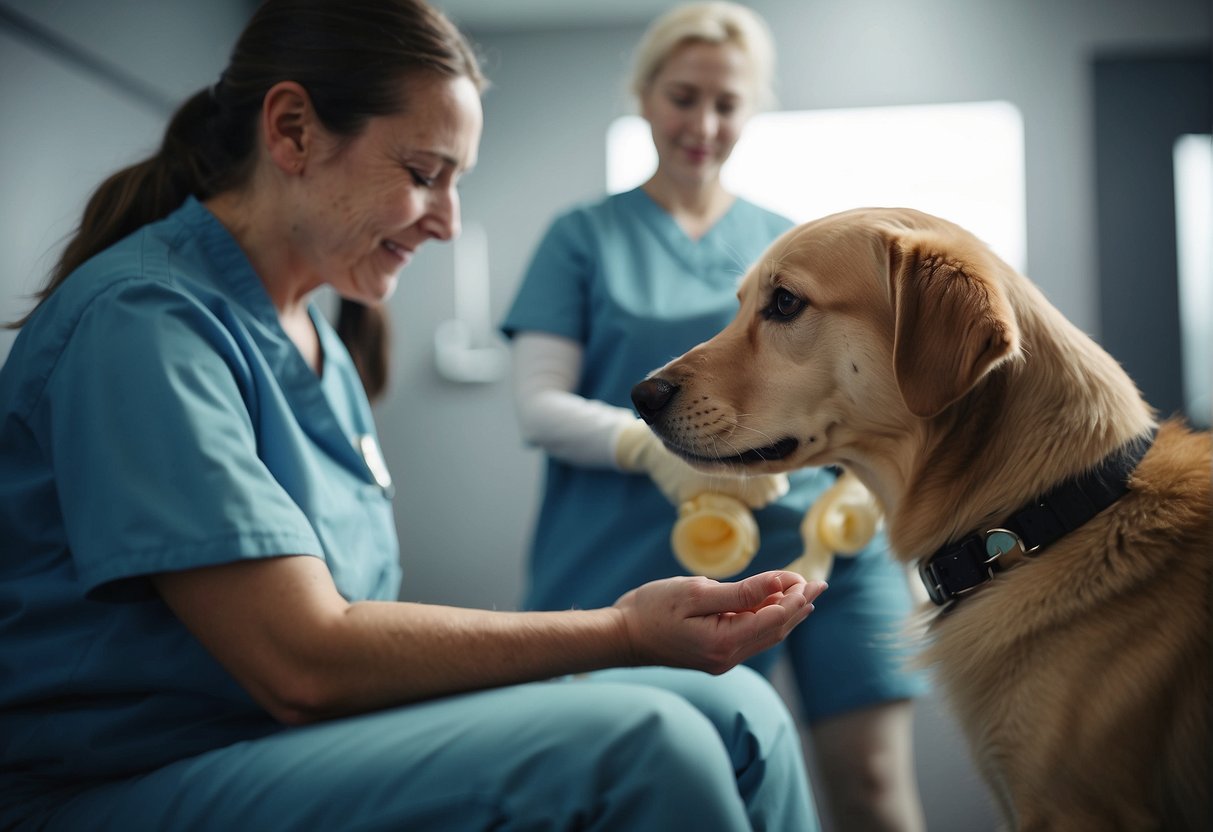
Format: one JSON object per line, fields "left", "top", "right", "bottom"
{"left": 631, "top": 377, "right": 679, "bottom": 424}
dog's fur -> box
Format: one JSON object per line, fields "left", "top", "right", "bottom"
{"left": 635, "top": 207, "right": 1211, "bottom": 830}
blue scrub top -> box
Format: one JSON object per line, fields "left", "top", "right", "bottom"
{"left": 502, "top": 187, "right": 841, "bottom": 611}
{"left": 0, "top": 197, "right": 399, "bottom": 819}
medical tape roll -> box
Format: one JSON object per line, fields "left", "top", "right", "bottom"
{"left": 786, "top": 473, "right": 881, "bottom": 583}
{"left": 670, "top": 493, "right": 759, "bottom": 579}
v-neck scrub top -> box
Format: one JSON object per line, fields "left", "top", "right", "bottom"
{"left": 503, "top": 188, "right": 924, "bottom": 721}
{"left": 0, "top": 197, "right": 399, "bottom": 818}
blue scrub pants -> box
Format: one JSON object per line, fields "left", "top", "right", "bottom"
{"left": 33, "top": 666, "right": 818, "bottom": 831}
{"left": 746, "top": 538, "right": 926, "bottom": 723}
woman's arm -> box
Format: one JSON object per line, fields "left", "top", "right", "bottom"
{"left": 511, "top": 331, "right": 634, "bottom": 467}
{"left": 153, "top": 555, "right": 822, "bottom": 724}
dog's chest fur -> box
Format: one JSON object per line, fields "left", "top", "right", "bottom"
{"left": 914, "top": 421, "right": 1211, "bottom": 825}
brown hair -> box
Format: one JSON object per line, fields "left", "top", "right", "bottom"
{"left": 15, "top": 0, "right": 485, "bottom": 400}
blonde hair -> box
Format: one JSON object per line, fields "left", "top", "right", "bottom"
{"left": 628, "top": 1, "right": 777, "bottom": 110}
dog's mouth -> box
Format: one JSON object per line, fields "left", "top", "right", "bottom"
{"left": 665, "top": 436, "right": 800, "bottom": 467}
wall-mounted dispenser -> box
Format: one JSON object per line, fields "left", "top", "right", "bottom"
{"left": 433, "top": 221, "right": 507, "bottom": 384}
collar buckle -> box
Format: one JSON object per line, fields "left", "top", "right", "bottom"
{"left": 917, "top": 527, "right": 1038, "bottom": 606}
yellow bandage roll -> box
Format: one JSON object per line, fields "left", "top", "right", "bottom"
{"left": 670, "top": 493, "right": 759, "bottom": 578}
{"left": 785, "top": 472, "right": 881, "bottom": 583}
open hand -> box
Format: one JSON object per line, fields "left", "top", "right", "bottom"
{"left": 612, "top": 571, "right": 826, "bottom": 675}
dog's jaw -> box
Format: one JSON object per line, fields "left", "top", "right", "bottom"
{"left": 661, "top": 435, "right": 801, "bottom": 468}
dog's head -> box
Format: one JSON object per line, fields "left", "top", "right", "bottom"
{"left": 631, "top": 207, "right": 1022, "bottom": 477}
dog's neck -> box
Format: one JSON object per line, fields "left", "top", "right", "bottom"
{"left": 876, "top": 278, "right": 1155, "bottom": 562}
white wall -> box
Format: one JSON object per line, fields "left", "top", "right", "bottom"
{"left": 1, "top": 2, "right": 1207, "bottom": 830}
{"left": 0, "top": 0, "right": 250, "bottom": 354}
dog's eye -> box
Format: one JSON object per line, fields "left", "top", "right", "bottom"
{"left": 765, "top": 288, "right": 805, "bottom": 321}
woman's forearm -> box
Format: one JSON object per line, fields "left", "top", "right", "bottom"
{"left": 308, "top": 601, "right": 632, "bottom": 717}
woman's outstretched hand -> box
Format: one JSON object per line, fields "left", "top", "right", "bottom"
{"left": 612, "top": 571, "right": 826, "bottom": 675}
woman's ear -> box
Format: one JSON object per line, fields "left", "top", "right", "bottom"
{"left": 887, "top": 230, "right": 1021, "bottom": 419}
{"left": 261, "top": 81, "right": 315, "bottom": 175}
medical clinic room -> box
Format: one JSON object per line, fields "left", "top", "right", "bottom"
{"left": 1, "top": 0, "right": 1209, "bottom": 830}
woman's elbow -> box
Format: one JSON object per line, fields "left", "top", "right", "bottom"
{"left": 239, "top": 644, "right": 358, "bottom": 725}
{"left": 248, "top": 667, "right": 335, "bottom": 725}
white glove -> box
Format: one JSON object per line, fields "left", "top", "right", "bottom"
{"left": 614, "top": 420, "right": 790, "bottom": 508}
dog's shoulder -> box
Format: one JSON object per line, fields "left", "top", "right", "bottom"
{"left": 1128, "top": 419, "right": 1212, "bottom": 545}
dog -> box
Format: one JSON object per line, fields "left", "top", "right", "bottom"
{"left": 631, "top": 207, "right": 1211, "bottom": 830}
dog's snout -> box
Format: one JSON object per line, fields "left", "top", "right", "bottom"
{"left": 631, "top": 378, "right": 679, "bottom": 424}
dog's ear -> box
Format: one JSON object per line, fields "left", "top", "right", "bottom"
{"left": 888, "top": 231, "right": 1020, "bottom": 418}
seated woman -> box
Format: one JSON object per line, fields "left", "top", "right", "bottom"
{"left": 0, "top": 1, "right": 825, "bottom": 830}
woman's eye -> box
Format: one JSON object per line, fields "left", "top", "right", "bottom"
{"left": 765, "top": 288, "right": 805, "bottom": 321}
{"left": 409, "top": 169, "right": 436, "bottom": 187}
{"left": 668, "top": 93, "right": 694, "bottom": 109}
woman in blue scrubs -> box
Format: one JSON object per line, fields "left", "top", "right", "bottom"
{"left": 0, "top": 2, "right": 825, "bottom": 829}
{"left": 502, "top": 4, "right": 927, "bottom": 830}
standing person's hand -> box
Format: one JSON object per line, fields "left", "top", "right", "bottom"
{"left": 615, "top": 420, "right": 790, "bottom": 507}
{"left": 612, "top": 571, "right": 826, "bottom": 674}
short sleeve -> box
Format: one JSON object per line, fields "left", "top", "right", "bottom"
{"left": 500, "top": 210, "right": 594, "bottom": 343}
{"left": 42, "top": 280, "right": 323, "bottom": 596}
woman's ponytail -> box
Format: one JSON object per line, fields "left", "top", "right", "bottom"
{"left": 337, "top": 300, "right": 391, "bottom": 402}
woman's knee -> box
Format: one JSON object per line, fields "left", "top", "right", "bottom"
{"left": 516, "top": 684, "right": 751, "bottom": 829}
{"left": 668, "top": 665, "right": 801, "bottom": 752}
{"left": 583, "top": 686, "right": 737, "bottom": 788}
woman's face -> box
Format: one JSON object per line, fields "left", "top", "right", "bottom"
{"left": 298, "top": 74, "right": 483, "bottom": 306}
{"left": 640, "top": 40, "right": 756, "bottom": 189}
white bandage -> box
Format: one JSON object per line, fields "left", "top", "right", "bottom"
{"left": 511, "top": 332, "right": 634, "bottom": 468}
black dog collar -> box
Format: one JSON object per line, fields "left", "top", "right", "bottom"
{"left": 917, "top": 428, "right": 1156, "bottom": 607}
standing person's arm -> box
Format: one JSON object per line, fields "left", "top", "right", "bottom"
{"left": 512, "top": 331, "right": 788, "bottom": 508}
{"left": 152, "top": 555, "right": 824, "bottom": 723}
{"left": 511, "top": 331, "right": 634, "bottom": 467}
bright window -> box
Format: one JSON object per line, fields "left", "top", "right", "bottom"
{"left": 606, "top": 100, "right": 1026, "bottom": 271}
{"left": 1173, "top": 133, "right": 1212, "bottom": 427}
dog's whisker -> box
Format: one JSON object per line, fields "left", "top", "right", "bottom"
{"left": 719, "top": 417, "right": 781, "bottom": 446}
{"left": 707, "top": 436, "right": 748, "bottom": 476}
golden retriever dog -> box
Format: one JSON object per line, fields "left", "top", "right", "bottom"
{"left": 630, "top": 207, "right": 1211, "bottom": 830}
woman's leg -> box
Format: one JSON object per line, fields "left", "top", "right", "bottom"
{"left": 809, "top": 699, "right": 924, "bottom": 832}
{"left": 36, "top": 674, "right": 781, "bottom": 832}
{"left": 592, "top": 665, "right": 819, "bottom": 831}
{"left": 786, "top": 538, "right": 928, "bottom": 832}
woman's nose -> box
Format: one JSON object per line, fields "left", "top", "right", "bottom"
{"left": 691, "top": 105, "right": 718, "bottom": 138}
{"left": 422, "top": 187, "right": 460, "bottom": 242}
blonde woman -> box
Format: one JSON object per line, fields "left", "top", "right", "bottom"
{"left": 504, "top": 3, "right": 927, "bottom": 829}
